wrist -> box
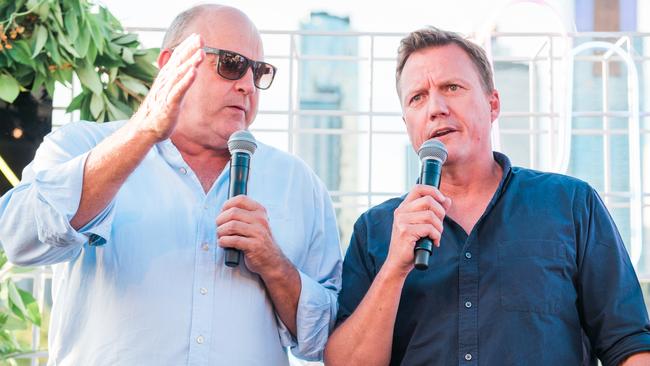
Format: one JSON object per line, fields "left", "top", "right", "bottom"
{"left": 379, "top": 260, "right": 412, "bottom": 282}
{"left": 126, "top": 118, "right": 164, "bottom": 146}
{"left": 259, "top": 253, "right": 296, "bottom": 283}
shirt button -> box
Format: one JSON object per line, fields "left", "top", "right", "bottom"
{"left": 200, "top": 287, "right": 208, "bottom": 295}
{"left": 196, "top": 335, "right": 204, "bottom": 344}
{"left": 465, "top": 353, "right": 472, "bottom": 361}
{"left": 465, "top": 301, "right": 472, "bottom": 308}
{"left": 465, "top": 252, "right": 472, "bottom": 259}
{"left": 179, "top": 167, "right": 187, "bottom": 175}
{"left": 201, "top": 243, "right": 209, "bottom": 251}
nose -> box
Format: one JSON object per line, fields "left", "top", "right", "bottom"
{"left": 235, "top": 67, "right": 256, "bottom": 95}
{"left": 427, "top": 92, "right": 449, "bottom": 120}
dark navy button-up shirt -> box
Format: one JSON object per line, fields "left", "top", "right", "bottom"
{"left": 337, "top": 152, "right": 650, "bottom": 366}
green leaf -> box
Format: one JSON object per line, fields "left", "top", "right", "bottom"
{"left": 66, "top": 92, "right": 87, "bottom": 113}
{"left": 31, "top": 25, "right": 48, "bottom": 58}
{"left": 45, "top": 31, "right": 63, "bottom": 65}
{"left": 0, "top": 74, "right": 20, "bottom": 103}
{"left": 52, "top": 1, "right": 65, "bottom": 28}
{"left": 88, "top": 16, "right": 105, "bottom": 54}
{"left": 86, "top": 40, "right": 97, "bottom": 64}
{"left": 31, "top": 72, "right": 45, "bottom": 93}
{"left": 119, "top": 74, "right": 148, "bottom": 95}
{"left": 18, "top": 288, "right": 41, "bottom": 326}
{"left": 64, "top": 10, "right": 79, "bottom": 41}
{"left": 7, "top": 40, "right": 33, "bottom": 67}
{"left": 106, "top": 98, "right": 130, "bottom": 120}
{"left": 108, "top": 67, "right": 118, "bottom": 83}
{"left": 90, "top": 92, "right": 104, "bottom": 119}
{"left": 113, "top": 33, "right": 138, "bottom": 45}
{"left": 0, "top": 251, "right": 7, "bottom": 269}
{"left": 121, "top": 47, "right": 134, "bottom": 64}
{"left": 76, "top": 61, "right": 103, "bottom": 95}
{"left": 6, "top": 281, "right": 27, "bottom": 320}
{"left": 74, "top": 22, "right": 91, "bottom": 58}
{"left": 56, "top": 28, "right": 80, "bottom": 58}
{"left": 35, "top": 1, "right": 50, "bottom": 20}
{"left": 44, "top": 77, "right": 55, "bottom": 97}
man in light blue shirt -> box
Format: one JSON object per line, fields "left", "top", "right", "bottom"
{"left": 0, "top": 4, "right": 341, "bottom": 365}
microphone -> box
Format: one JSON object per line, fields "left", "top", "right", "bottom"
{"left": 414, "top": 139, "right": 448, "bottom": 271}
{"left": 224, "top": 130, "right": 257, "bottom": 267}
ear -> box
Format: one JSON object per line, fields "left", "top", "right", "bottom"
{"left": 157, "top": 48, "right": 173, "bottom": 69}
{"left": 488, "top": 89, "right": 500, "bottom": 123}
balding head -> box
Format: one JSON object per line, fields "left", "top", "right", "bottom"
{"left": 162, "top": 4, "right": 259, "bottom": 50}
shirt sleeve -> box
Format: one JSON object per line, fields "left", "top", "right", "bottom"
{"left": 335, "top": 214, "right": 374, "bottom": 328}
{"left": 277, "top": 175, "right": 342, "bottom": 361}
{"left": 577, "top": 187, "right": 650, "bottom": 366}
{"left": 0, "top": 122, "right": 115, "bottom": 266}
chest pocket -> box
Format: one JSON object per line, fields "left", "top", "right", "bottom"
{"left": 265, "top": 204, "right": 304, "bottom": 265}
{"left": 498, "top": 240, "right": 575, "bottom": 314}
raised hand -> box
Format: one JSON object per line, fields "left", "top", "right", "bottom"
{"left": 131, "top": 33, "right": 204, "bottom": 141}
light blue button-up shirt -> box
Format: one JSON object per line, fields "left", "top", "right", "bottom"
{"left": 0, "top": 121, "right": 342, "bottom": 366}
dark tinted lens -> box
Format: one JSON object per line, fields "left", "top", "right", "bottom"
{"left": 253, "top": 63, "right": 276, "bottom": 89}
{"left": 218, "top": 51, "right": 248, "bottom": 79}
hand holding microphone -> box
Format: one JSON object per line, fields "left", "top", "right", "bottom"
{"left": 223, "top": 130, "right": 257, "bottom": 267}
{"left": 218, "top": 131, "right": 289, "bottom": 275}
{"left": 413, "top": 139, "right": 448, "bottom": 270}
{"left": 386, "top": 139, "right": 449, "bottom": 274}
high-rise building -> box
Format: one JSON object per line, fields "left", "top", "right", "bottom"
{"left": 298, "top": 12, "right": 359, "bottom": 244}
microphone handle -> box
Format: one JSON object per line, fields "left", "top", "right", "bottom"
{"left": 225, "top": 152, "right": 251, "bottom": 267}
{"left": 414, "top": 159, "right": 442, "bottom": 271}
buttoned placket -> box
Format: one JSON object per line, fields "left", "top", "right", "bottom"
{"left": 457, "top": 230, "right": 479, "bottom": 366}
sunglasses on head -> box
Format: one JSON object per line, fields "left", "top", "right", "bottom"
{"left": 203, "top": 46, "right": 277, "bottom": 90}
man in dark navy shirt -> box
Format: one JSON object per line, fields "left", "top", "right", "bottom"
{"left": 324, "top": 26, "right": 650, "bottom": 366}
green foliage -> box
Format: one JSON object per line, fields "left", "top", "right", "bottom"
{"left": 0, "top": 251, "right": 42, "bottom": 364}
{"left": 0, "top": 0, "right": 159, "bottom": 122}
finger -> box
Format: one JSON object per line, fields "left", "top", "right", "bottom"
{"left": 402, "top": 195, "right": 446, "bottom": 219}
{"left": 410, "top": 223, "right": 442, "bottom": 247}
{"left": 398, "top": 223, "right": 441, "bottom": 246}
{"left": 165, "top": 59, "right": 199, "bottom": 106}
{"left": 216, "top": 206, "right": 267, "bottom": 227}
{"left": 403, "top": 184, "right": 444, "bottom": 203}
{"left": 218, "top": 235, "right": 254, "bottom": 251}
{"left": 165, "top": 33, "right": 203, "bottom": 69}
{"left": 217, "top": 221, "right": 264, "bottom": 238}
{"left": 160, "top": 47, "right": 203, "bottom": 95}
{"left": 221, "top": 195, "right": 266, "bottom": 213}
{"left": 397, "top": 211, "right": 443, "bottom": 234}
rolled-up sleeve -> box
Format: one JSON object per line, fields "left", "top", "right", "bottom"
{"left": 276, "top": 175, "right": 342, "bottom": 361}
{"left": 577, "top": 187, "right": 650, "bottom": 366}
{"left": 0, "top": 122, "right": 115, "bottom": 266}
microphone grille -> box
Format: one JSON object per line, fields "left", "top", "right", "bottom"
{"left": 418, "top": 139, "right": 447, "bottom": 163}
{"left": 228, "top": 130, "right": 257, "bottom": 155}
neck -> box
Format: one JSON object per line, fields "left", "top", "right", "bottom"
{"left": 171, "top": 134, "right": 231, "bottom": 193}
{"left": 438, "top": 152, "right": 503, "bottom": 234}
{"left": 439, "top": 152, "right": 501, "bottom": 198}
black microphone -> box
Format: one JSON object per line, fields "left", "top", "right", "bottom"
{"left": 414, "top": 139, "right": 448, "bottom": 271}
{"left": 224, "top": 130, "right": 257, "bottom": 267}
